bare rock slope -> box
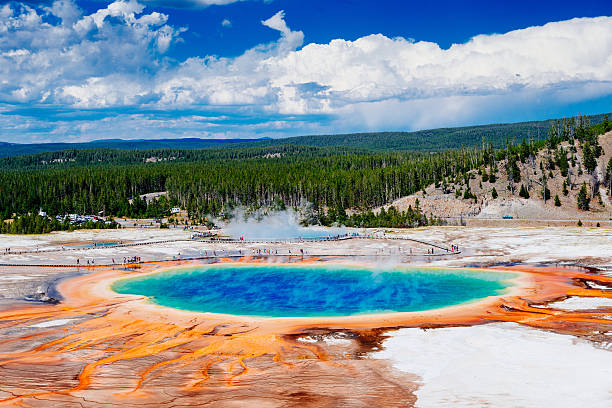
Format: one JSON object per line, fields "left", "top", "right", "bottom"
{"left": 380, "top": 131, "right": 612, "bottom": 222}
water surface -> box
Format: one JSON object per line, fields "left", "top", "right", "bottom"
{"left": 112, "top": 265, "right": 515, "bottom": 317}
{"left": 74, "top": 241, "right": 121, "bottom": 248}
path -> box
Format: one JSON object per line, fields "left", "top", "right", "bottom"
{"left": 0, "top": 235, "right": 460, "bottom": 267}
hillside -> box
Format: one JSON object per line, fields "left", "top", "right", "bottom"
{"left": 246, "top": 114, "right": 610, "bottom": 152}
{"left": 1, "top": 112, "right": 610, "bottom": 158}
{"left": 381, "top": 130, "right": 612, "bottom": 223}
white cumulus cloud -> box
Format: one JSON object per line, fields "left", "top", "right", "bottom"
{"left": 0, "top": 0, "right": 184, "bottom": 107}
{"left": 264, "top": 17, "right": 612, "bottom": 112}
{"left": 261, "top": 10, "right": 304, "bottom": 53}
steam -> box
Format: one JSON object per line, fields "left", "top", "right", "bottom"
{"left": 217, "top": 208, "right": 348, "bottom": 240}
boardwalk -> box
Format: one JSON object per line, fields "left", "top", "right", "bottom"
{"left": 0, "top": 234, "right": 460, "bottom": 268}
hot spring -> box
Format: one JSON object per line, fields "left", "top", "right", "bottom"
{"left": 112, "top": 265, "right": 516, "bottom": 317}
{"left": 75, "top": 241, "right": 121, "bottom": 248}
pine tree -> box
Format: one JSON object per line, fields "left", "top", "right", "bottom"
{"left": 541, "top": 173, "right": 549, "bottom": 202}
{"left": 556, "top": 147, "right": 569, "bottom": 177}
{"left": 519, "top": 184, "right": 530, "bottom": 199}
{"left": 554, "top": 194, "right": 561, "bottom": 207}
{"left": 491, "top": 187, "right": 498, "bottom": 199}
{"left": 508, "top": 156, "right": 521, "bottom": 182}
{"left": 583, "top": 142, "right": 596, "bottom": 173}
{"left": 577, "top": 183, "right": 590, "bottom": 211}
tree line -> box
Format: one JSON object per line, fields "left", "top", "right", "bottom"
{"left": 0, "top": 214, "right": 119, "bottom": 235}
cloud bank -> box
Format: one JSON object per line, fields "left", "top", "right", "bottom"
{"left": 1, "top": 0, "right": 612, "bottom": 142}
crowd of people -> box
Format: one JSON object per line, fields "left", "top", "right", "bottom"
{"left": 74, "top": 256, "right": 142, "bottom": 266}
{"left": 123, "top": 256, "right": 141, "bottom": 264}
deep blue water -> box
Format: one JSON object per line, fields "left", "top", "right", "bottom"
{"left": 112, "top": 265, "right": 515, "bottom": 317}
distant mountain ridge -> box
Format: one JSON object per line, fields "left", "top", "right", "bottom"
{"left": 1, "top": 112, "right": 610, "bottom": 157}
{"left": 244, "top": 113, "right": 611, "bottom": 152}
{"left": 0, "top": 138, "right": 269, "bottom": 158}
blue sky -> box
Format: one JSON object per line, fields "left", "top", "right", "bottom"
{"left": 1, "top": 0, "right": 611, "bottom": 143}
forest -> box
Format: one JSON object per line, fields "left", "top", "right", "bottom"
{"left": 0, "top": 147, "right": 489, "bottom": 220}
{"left": 0, "top": 114, "right": 610, "bottom": 233}
{"left": 0, "top": 214, "right": 119, "bottom": 235}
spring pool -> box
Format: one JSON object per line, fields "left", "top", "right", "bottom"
{"left": 74, "top": 241, "right": 121, "bottom": 248}
{"left": 112, "top": 264, "right": 516, "bottom": 317}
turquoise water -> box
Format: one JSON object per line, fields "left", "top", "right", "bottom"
{"left": 112, "top": 265, "right": 516, "bottom": 317}
{"left": 75, "top": 241, "right": 120, "bottom": 248}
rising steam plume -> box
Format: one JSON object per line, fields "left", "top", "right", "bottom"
{"left": 217, "top": 208, "right": 348, "bottom": 240}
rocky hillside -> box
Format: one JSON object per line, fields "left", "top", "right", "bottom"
{"left": 380, "top": 131, "right": 612, "bottom": 221}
